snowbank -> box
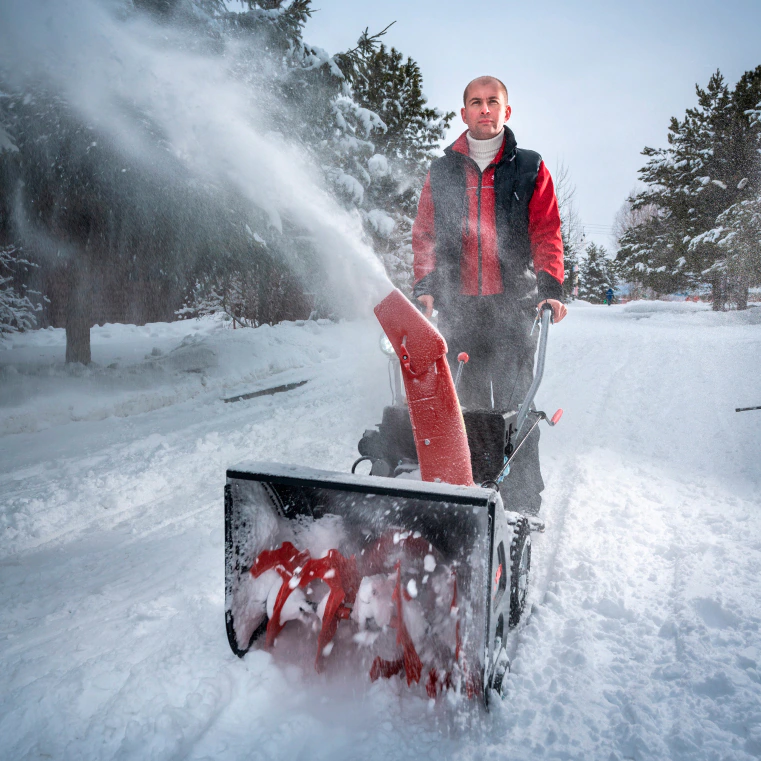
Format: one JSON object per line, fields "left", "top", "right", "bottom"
{"left": 0, "top": 316, "right": 351, "bottom": 436}
{"left": 622, "top": 299, "right": 711, "bottom": 314}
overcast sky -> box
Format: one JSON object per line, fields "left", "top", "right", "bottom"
{"left": 301, "top": 0, "right": 761, "bottom": 250}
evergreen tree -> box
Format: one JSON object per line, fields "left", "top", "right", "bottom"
{"left": 612, "top": 196, "right": 659, "bottom": 300}
{"left": 0, "top": 0, "right": 313, "bottom": 359}
{"left": 0, "top": 0, "right": 454, "bottom": 359}
{"left": 337, "top": 39, "right": 453, "bottom": 293}
{"left": 0, "top": 0, "right": 447, "bottom": 362}
{"left": 689, "top": 69, "right": 761, "bottom": 308}
{"left": 578, "top": 242, "right": 616, "bottom": 304}
{"left": 563, "top": 245, "right": 581, "bottom": 302}
{"left": 617, "top": 72, "right": 732, "bottom": 296}
{"left": 617, "top": 68, "right": 761, "bottom": 308}
{"left": 0, "top": 245, "right": 44, "bottom": 337}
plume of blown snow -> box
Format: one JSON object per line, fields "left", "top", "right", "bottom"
{"left": 0, "top": 0, "right": 393, "bottom": 313}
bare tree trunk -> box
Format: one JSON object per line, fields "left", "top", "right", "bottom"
{"left": 65, "top": 260, "right": 92, "bottom": 364}
{"left": 711, "top": 275, "right": 727, "bottom": 312}
{"left": 731, "top": 275, "right": 749, "bottom": 311}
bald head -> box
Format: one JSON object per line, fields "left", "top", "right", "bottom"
{"left": 463, "top": 76, "right": 508, "bottom": 106}
{"left": 460, "top": 76, "right": 512, "bottom": 139}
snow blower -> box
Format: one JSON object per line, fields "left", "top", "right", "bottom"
{"left": 224, "top": 290, "right": 561, "bottom": 707}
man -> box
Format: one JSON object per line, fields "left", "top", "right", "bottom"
{"left": 412, "top": 76, "right": 566, "bottom": 514}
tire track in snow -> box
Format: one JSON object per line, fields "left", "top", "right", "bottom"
{"left": 0, "top": 348, "right": 387, "bottom": 558}
{"left": 494, "top": 309, "right": 761, "bottom": 759}
{"left": 505, "top": 451, "right": 580, "bottom": 666}
{"left": 503, "top": 312, "right": 635, "bottom": 685}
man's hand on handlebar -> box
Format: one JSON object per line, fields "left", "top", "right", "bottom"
{"left": 537, "top": 298, "right": 567, "bottom": 323}
{"left": 416, "top": 295, "right": 434, "bottom": 318}
{"left": 417, "top": 294, "right": 565, "bottom": 323}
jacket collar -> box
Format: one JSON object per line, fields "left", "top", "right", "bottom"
{"left": 445, "top": 126, "right": 517, "bottom": 165}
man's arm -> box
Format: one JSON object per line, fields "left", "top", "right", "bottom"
{"left": 412, "top": 173, "right": 436, "bottom": 316}
{"left": 529, "top": 162, "right": 566, "bottom": 322}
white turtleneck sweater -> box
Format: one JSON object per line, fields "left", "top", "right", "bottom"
{"left": 466, "top": 131, "right": 504, "bottom": 172}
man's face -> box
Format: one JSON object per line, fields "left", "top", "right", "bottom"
{"left": 461, "top": 81, "right": 511, "bottom": 140}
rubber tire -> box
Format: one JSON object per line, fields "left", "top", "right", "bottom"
{"left": 490, "top": 645, "right": 510, "bottom": 698}
{"left": 508, "top": 517, "right": 531, "bottom": 628}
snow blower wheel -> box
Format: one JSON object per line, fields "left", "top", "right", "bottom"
{"left": 488, "top": 635, "right": 510, "bottom": 698}
{"left": 509, "top": 516, "right": 531, "bottom": 628}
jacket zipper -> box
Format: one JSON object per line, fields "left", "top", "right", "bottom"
{"left": 463, "top": 154, "right": 494, "bottom": 295}
{"left": 477, "top": 170, "right": 483, "bottom": 294}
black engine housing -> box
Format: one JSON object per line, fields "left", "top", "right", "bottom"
{"left": 358, "top": 405, "right": 518, "bottom": 484}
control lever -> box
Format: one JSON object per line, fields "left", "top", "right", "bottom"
{"left": 454, "top": 352, "right": 469, "bottom": 391}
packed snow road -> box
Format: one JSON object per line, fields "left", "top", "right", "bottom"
{"left": 1, "top": 303, "right": 760, "bottom": 761}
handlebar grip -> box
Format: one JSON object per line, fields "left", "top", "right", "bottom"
{"left": 540, "top": 301, "right": 555, "bottom": 322}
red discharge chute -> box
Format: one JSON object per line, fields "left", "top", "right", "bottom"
{"left": 374, "top": 289, "right": 473, "bottom": 487}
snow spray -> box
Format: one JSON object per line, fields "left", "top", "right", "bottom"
{"left": 0, "top": 0, "right": 394, "bottom": 313}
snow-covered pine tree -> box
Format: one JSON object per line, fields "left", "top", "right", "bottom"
{"left": 617, "top": 72, "right": 733, "bottom": 298}
{"left": 612, "top": 196, "right": 660, "bottom": 300}
{"left": 337, "top": 39, "right": 454, "bottom": 293}
{"left": 689, "top": 67, "right": 761, "bottom": 309}
{"left": 0, "top": 0, "right": 381, "bottom": 356}
{"left": 563, "top": 246, "right": 581, "bottom": 302}
{"left": 174, "top": 0, "right": 362, "bottom": 325}
{"left": 0, "top": 246, "right": 44, "bottom": 337}
{"left": 0, "top": 0, "right": 453, "bottom": 355}
{"left": 180, "top": 4, "right": 415, "bottom": 314}
{"left": 618, "top": 68, "right": 761, "bottom": 307}
{"left": 578, "top": 242, "right": 617, "bottom": 304}
{"left": 0, "top": 78, "right": 273, "bottom": 361}
{"left": 698, "top": 193, "right": 761, "bottom": 310}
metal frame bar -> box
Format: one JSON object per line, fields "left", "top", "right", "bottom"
{"left": 514, "top": 305, "right": 553, "bottom": 440}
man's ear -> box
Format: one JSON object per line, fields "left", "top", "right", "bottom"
{"left": 461, "top": 107, "right": 467, "bottom": 123}
{"left": 504, "top": 104, "right": 512, "bottom": 122}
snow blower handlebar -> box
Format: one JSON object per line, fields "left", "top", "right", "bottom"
{"left": 514, "top": 303, "right": 554, "bottom": 440}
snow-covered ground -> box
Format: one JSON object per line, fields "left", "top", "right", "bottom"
{"left": 1, "top": 302, "right": 760, "bottom": 760}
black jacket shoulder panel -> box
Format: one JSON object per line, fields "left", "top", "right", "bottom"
{"left": 515, "top": 148, "right": 542, "bottom": 174}
{"left": 512, "top": 149, "right": 542, "bottom": 205}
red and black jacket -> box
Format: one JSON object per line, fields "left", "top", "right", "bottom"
{"left": 412, "top": 127, "right": 564, "bottom": 308}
